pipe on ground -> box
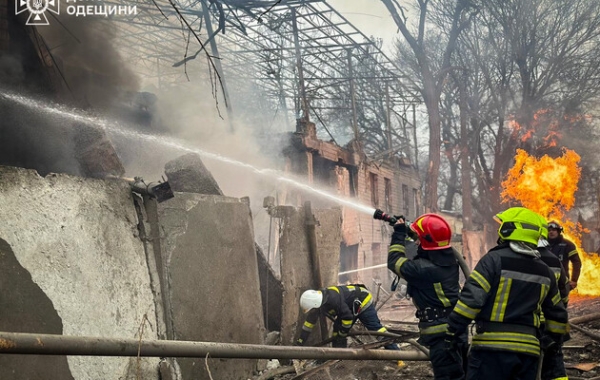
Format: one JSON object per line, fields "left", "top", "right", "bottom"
{"left": 0, "top": 332, "right": 429, "bottom": 361}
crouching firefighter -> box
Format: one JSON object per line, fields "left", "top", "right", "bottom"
{"left": 386, "top": 213, "right": 467, "bottom": 380}
{"left": 296, "top": 285, "right": 399, "bottom": 349}
{"left": 446, "top": 207, "right": 569, "bottom": 380}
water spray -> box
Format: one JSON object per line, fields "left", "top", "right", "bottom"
{"left": 0, "top": 90, "right": 374, "bottom": 214}
{"left": 2, "top": 90, "right": 471, "bottom": 281}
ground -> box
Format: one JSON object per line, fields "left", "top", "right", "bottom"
{"left": 255, "top": 295, "right": 600, "bottom": 380}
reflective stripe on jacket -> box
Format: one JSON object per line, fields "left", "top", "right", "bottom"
{"left": 299, "top": 285, "right": 373, "bottom": 344}
{"left": 447, "top": 243, "right": 569, "bottom": 357}
{"left": 387, "top": 224, "right": 461, "bottom": 343}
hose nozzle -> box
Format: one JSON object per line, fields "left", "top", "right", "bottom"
{"left": 373, "top": 209, "right": 401, "bottom": 226}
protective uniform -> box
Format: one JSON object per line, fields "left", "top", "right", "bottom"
{"left": 387, "top": 214, "right": 466, "bottom": 380}
{"left": 538, "top": 230, "right": 570, "bottom": 380}
{"left": 446, "top": 207, "right": 569, "bottom": 380}
{"left": 547, "top": 221, "right": 582, "bottom": 288}
{"left": 296, "top": 285, "right": 398, "bottom": 349}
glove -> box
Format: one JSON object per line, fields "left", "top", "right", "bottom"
{"left": 569, "top": 281, "right": 577, "bottom": 290}
{"left": 443, "top": 331, "right": 458, "bottom": 351}
{"left": 332, "top": 331, "right": 348, "bottom": 348}
{"left": 540, "top": 333, "right": 563, "bottom": 354}
{"left": 393, "top": 221, "right": 407, "bottom": 233}
{"left": 294, "top": 338, "right": 304, "bottom": 346}
{"left": 332, "top": 336, "right": 347, "bottom": 348}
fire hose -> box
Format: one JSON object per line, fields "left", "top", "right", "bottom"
{"left": 373, "top": 209, "right": 471, "bottom": 278}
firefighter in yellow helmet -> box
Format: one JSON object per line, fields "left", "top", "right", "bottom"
{"left": 445, "top": 207, "right": 569, "bottom": 380}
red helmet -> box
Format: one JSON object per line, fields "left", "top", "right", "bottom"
{"left": 410, "top": 214, "right": 452, "bottom": 250}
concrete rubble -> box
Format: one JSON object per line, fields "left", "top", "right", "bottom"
{"left": 0, "top": 152, "right": 345, "bottom": 380}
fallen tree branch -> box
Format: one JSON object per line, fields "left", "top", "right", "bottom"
{"left": 570, "top": 323, "right": 600, "bottom": 342}
{"left": 570, "top": 312, "right": 600, "bottom": 325}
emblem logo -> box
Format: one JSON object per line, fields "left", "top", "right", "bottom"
{"left": 15, "top": 0, "right": 60, "bottom": 26}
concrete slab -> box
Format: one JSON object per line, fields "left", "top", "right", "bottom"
{"left": 278, "top": 205, "right": 343, "bottom": 345}
{"left": 0, "top": 166, "right": 159, "bottom": 380}
{"left": 164, "top": 153, "right": 223, "bottom": 195}
{"left": 0, "top": 238, "right": 74, "bottom": 379}
{"left": 158, "top": 193, "right": 265, "bottom": 380}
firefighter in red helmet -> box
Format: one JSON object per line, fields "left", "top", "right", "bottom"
{"left": 387, "top": 213, "right": 467, "bottom": 380}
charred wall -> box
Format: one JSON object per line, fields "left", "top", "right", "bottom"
{"left": 283, "top": 120, "right": 421, "bottom": 287}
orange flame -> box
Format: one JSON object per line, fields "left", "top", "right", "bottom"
{"left": 501, "top": 148, "right": 600, "bottom": 297}
{"left": 508, "top": 110, "right": 571, "bottom": 148}
{"left": 501, "top": 149, "right": 580, "bottom": 218}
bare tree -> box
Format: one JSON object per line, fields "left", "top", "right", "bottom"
{"left": 448, "top": 0, "right": 600, "bottom": 224}
{"left": 381, "top": 0, "right": 475, "bottom": 212}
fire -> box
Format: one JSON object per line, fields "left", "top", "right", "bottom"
{"left": 508, "top": 110, "right": 569, "bottom": 148}
{"left": 502, "top": 149, "right": 580, "bottom": 219}
{"left": 501, "top": 148, "right": 600, "bottom": 297}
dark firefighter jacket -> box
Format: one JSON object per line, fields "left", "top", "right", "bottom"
{"left": 548, "top": 235, "right": 582, "bottom": 284}
{"left": 297, "top": 285, "right": 373, "bottom": 345}
{"left": 538, "top": 246, "right": 570, "bottom": 305}
{"left": 387, "top": 223, "right": 461, "bottom": 345}
{"left": 447, "top": 242, "right": 569, "bottom": 357}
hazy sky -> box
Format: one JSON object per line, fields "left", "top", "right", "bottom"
{"left": 328, "top": 0, "right": 401, "bottom": 53}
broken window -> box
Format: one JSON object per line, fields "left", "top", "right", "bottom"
{"left": 384, "top": 177, "right": 392, "bottom": 212}
{"left": 339, "top": 243, "right": 359, "bottom": 283}
{"left": 349, "top": 168, "right": 358, "bottom": 197}
{"left": 413, "top": 188, "right": 419, "bottom": 216}
{"left": 402, "top": 184, "right": 409, "bottom": 216}
{"left": 370, "top": 173, "right": 379, "bottom": 207}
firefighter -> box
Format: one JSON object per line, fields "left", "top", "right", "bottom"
{"left": 538, "top": 226, "right": 570, "bottom": 380}
{"left": 547, "top": 221, "right": 582, "bottom": 290}
{"left": 446, "top": 207, "right": 569, "bottom": 380}
{"left": 387, "top": 213, "right": 466, "bottom": 380}
{"left": 296, "top": 285, "right": 399, "bottom": 349}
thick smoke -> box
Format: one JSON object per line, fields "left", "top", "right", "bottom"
{"left": 0, "top": 7, "right": 140, "bottom": 176}
{"left": 38, "top": 10, "right": 140, "bottom": 109}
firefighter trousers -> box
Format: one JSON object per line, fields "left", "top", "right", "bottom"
{"left": 466, "top": 349, "right": 539, "bottom": 380}
{"left": 541, "top": 345, "right": 567, "bottom": 380}
{"left": 428, "top": 338, "right": 466, "bottom": 380}
{"left": 355, "top": 305, "right": 399, "bottom": 350}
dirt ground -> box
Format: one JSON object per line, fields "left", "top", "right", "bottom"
{"left": 256, "top": 295, "right": 600, "bottom": 380}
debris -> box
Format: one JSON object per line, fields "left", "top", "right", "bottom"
{"left": 565, "top": 362, "right": 599, "bottom": 371}
{"left": 266, "top": 360, "right": 281, "bottom": 370}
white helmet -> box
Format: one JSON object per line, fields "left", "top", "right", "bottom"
{"left": 300, "top": 290, "right": 323, "bottom": 313}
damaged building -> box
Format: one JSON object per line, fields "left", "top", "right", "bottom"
{"left": 0, "top": 1, "right": 433, "bottom": 379}
{"left": 282, "top": 119, "right": 421, "bottom": 288}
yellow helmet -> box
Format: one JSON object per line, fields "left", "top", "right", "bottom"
{"left": 494, "top": 207, "right": 545, "bottom": 246}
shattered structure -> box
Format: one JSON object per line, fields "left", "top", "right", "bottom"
{"left": 283, "top": 119, "right": 421, "bottom": 287}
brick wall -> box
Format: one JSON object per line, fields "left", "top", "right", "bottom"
{"left": 283, "top": 121, "right": 422, "bottom": 285}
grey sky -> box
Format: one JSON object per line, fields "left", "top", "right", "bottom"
{"left": 328, "top": 0, "right": 401, "bottom": 53}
